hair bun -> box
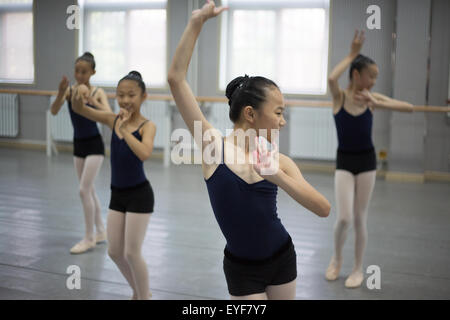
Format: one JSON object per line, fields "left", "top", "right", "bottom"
{"left": 225, "top": 74, "right": 250, "bottom": 105}
{"left": 128, "top": 70, "right": 143, "bottom": 80}
{"left": 82, "top": 52, "right": 94, "bottom": 59}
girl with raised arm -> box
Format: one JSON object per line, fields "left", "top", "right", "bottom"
{"left": 325, "top": 31, "right": 413, "bottom": 288}
{"left": 50, "top": 52, "right": 111, "bottom": 254}
{"left": 168, "top": 1, "right": 330, "bottom": 300}
{"left": 71, "top": 71, "right": 156, "bottom": 300}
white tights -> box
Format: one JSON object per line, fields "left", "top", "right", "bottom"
{"left": 73, "top": 155, "right": 105, "bottom": 241}
{"left": 327, "top": 170, "right": 376, "bottom": 285}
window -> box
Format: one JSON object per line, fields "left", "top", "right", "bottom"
{"left": 80, "top": 0, "right": 167, "bottom": 88}
{"left": 0, "top": 0, "right": 34, "bottom": 83}
{"left": 219, "top": 0, "right": 330, "bottom": 95}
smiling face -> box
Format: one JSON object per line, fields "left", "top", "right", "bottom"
{"left": 352, "top": 63, "right": 379, "bottom": 91}
{"left": 74, "top": 60, "right": 95, "bottom": 85}
{"left": 116, "top": 79, "right": 147, "bottom": 115}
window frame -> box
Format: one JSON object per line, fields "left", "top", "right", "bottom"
{"left": 0, "top": 0, "right": 35, "bottom": 85}
{"left": 218, "top": 0, "right": 331, "bottom": 97}
{"left": 78, "top": 0, "right": 169, "bottom": 90}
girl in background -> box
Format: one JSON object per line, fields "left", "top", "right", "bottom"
{"left": 71, "top": 71, "right": 156, "bottom": 300}
{"left": 326, "top": 30, "right": 413, "bottom": 288}
{"left": 50, "top": 52, "right": 111, "bottom": 254}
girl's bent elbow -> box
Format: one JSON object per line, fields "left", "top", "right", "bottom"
{"left": 319, "top": 203, "right": 331, "bottom": 218}
{"left": 140, "top": 150, "right": 153, "bottom": 161}
{"left": 167, "top": 73, "right": 181, "bottom": 86}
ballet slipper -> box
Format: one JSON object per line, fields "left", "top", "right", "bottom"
{"left": 345, "top": 270, "right": 364, "bottom": 288}
{"left": 325, "top": 257, "right": 342, "bottom": 281}
{"left": 70, "top": 239, "right": 96, "bottom": 254}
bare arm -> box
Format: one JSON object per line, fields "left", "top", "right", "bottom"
{"left": 167, "top": 1, "right": 227, "bottom": 148}
{"left": 328, "top": 30, "right": 365, "bottom": 101}
{"left": 354, "top": 91, "right": 414, "bottom": 113}
{"left": 50, "top": 76, "right": 69, "bottom": 115}
{"left": 252, "top": 140, "right": 330, "bottom": 218}
{"left": 87, "top": 88, "right": 113, "bottom": 112}
{"left": 371, "top": 92, "right": 414, "bottom": 112}
{"left": 120, "top": 119, "right": 156, "bottom": 161}
{"left": 274, "top": 154, "right": 331, "bottom": 218}
{"left": 71, "top": 86, "right": 116, "bottom": 129}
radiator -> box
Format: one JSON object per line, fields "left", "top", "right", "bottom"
{"left": 289, "top": 107, "right": 337, "bottom": 160}
{"left": 0, "top": 93, "right": 19, "bottom": 137}
{"left": 114, "top": 100, "right": 169, "bottom": 149}
{"left": 48, "top": 96, "right": 74, "bottom": 142}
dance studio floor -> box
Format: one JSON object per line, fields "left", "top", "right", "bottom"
{"left": 0, "top": 147, "right": 449, "bottom": 300}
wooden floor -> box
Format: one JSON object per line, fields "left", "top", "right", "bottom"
{"left": 0, "top": 147, "right": 449, "bottom": 300}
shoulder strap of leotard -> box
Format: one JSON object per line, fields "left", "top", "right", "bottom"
{"left": 137, "top": 119, "right": 149, "bottom": 132}
{"left": 91, "top": 87, "right": 98, "bottom": 97}
{"left": 221, "top": 137, "right": 225, "bottom": 164}
{"left": 341, "top": 90, "right": 345, "bottom": 107}
{"left": 113, "top": 115, "right": 119, "bottom": 131}
{"left": 68, "top": 86, "right": 72, "bottom": 102}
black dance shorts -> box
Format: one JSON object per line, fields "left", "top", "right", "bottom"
{"left": 223, "top": 236, "right": 297, "bottom": 296}
{"left": 109, "top": 180, "right": 154, "bottom": 214}
{"left": 73, "top": 134, "right": 105, "bottom": 158}
{"left": 336, "top": 148, "right": 377, "bottom": 175}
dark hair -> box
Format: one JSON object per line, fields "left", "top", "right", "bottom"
{"left": 76, "top": 52, "right": 95, "bottom": 70}
{"left": 225, "top": 75, "right": 279, "bottom": 123}
{"left": 118, "top": 71, "right": 146, "bottom": 93}
{"left": 349, "top": 54, "right": 376, "bottom": 80}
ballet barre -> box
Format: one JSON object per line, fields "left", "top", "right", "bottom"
{"left": 1, "top": 88, "right": 449, "bottom": 112}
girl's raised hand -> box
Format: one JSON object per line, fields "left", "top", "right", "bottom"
{"left": 58, "top": 76, "right": 69, "bottom": 95}
{"left": 350, "top": 29, "right": 365, "bottom": 57}
{"left": 354, "top": 89, "right": 377, "bottom": 108}
{"left": 72, "top": 87, "right": 84, "bottom": 112}
{"left": 87, "top": 96, "right": 100, "bottom": 108}
{"left": 77, "top": 84, "right": 89, "bottom": 101}
{"left": 252, "top": 136, "right": 280, "bottom": 179}
{"left": 191, "top": 0, "right": 228, "bottom": 22}
{"left": 117, "top": 108, "right": 132, "bottom": 133}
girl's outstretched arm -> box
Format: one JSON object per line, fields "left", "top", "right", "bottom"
{"left": 355, "top": 90, "right": 414, "bottom": 113}
{"left": 71, "top": 85, "right": 116, "bottom": 129}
